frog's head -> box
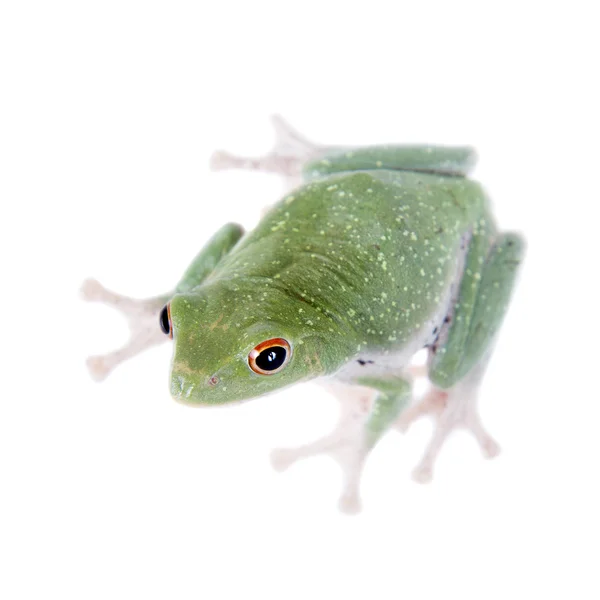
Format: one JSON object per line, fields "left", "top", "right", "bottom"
{"left": 162, "top": 282, "right": 346, "bottom": 405}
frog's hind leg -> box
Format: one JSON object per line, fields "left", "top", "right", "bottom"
{"left": 396, "top": 363, "right": 501, "bottom": 483}
{"left": 210, "top": 115, "right": 327, "bottom": 190}
{"left": 80, "top": 278, "right": 169, "bottom": 381}
{"left": 211, "top": 115, "right": 478, "bottom": 191}
{"left": 397, "top": 231, "right": 525, "bottom": 483}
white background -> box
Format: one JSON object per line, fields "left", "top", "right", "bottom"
{"left": 1, "top": 1, "right": 599, "bottom": 599}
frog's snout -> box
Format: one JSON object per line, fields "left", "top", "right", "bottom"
{"left": 169, "top": 369, "right": 221, "bottom": 405}
{"left": 170, "top": 373, "right": 193, "bottom": 401}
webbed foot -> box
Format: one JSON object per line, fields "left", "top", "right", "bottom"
{"left": 81, "top": 278, "right": 170, "bottom": 380}
{"left": 396, "top": 382, "right": 500, "bottom": 483}
{"left": 270, "top": 384, "right": 373, "bottom": 514}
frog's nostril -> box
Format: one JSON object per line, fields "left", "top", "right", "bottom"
{"left": 208, "top": 376, "right": 220, "bottom": 387}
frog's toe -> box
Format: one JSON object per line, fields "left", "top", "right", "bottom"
{"left": 80, "top": 278, "right": 105, "bottom": 301}
{"left": 86, "top": 351, "right": 127, "bottom": 381}
{"left": 86, "top": 355, "right": 112, "bottom": 381}
{"left": 88, "top": 326, "right": 165, "bottom": 381}
{"left": 209, "top": 115, "right": 320, "bottom": 181}
{"left": 471, "top": 420, "right": 501, "bottom": 459}
{"left": 269, "top": 447, "right": 298, "bottom": 472}
{"left": 412, "top": 464, "right": 434, "bottom": 484}
{"left": 268, "top": 114, "right": 315, "bottom": 158}
{"left": 403, "top": 381, "right": 500, "bottom": 482}
{"left": 338, "top": 489, "right": 362, "bottom": 515}
{"left": 209, "top": 150, "right": 246, "bottom": 171}
{"left": 336, "top": 450, "right": 366, "bottom": 514}
{"left": 269, "top": 437, "right": 368, "bottom": 515}
{"left": 80, "top": 278, "right": 134, "bottom": 310}
{"left": 482, "top": 438, "right": 501, "bottom": 459}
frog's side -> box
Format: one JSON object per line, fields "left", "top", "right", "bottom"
{"left": 82, "top": 117, "right": 524, "bottom": 513}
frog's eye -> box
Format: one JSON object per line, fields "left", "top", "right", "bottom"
{"left": 248, "top": 338, "right": 291, "bottom": 375}
{"left": 159, "top": 303, "right": 173, "bottom": 338}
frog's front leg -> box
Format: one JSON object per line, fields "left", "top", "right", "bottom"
{"left": 82, "top": 223, "right": 244, "bottom": 381}
{"left": 271, "top": 376, "right": 410, "bottom": 514}
{"left": 81, "top": 280, "right": 170, "bottom": 381}
{"left": 397, "top": 232, "right": 525, "bottom": 483}
{"left": 270, "top": 382, "right": 373, "bottom": 513}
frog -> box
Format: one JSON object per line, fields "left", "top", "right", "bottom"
{"left": 82, "top": 116, "right": 524, "bottom": 513}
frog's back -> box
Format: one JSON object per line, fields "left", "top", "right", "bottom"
{"left": 223, "top": 169, "right": 488, "bottom": 273}
{"left": 209, "top": 169, "right": 491, "bottom": 348}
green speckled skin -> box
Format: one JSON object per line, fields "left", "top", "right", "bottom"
{"left": 303, "top": 145, "right": 477, "bottom": 179}
{"left": 169, "top": 146, "right": 523, "bottom": 412}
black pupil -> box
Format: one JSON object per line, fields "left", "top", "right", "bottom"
{"left": 159, "top": 306, "right": 170, "bottom": 335}
{"left": 255, "top": 346, "right": 287, "bottom": 371}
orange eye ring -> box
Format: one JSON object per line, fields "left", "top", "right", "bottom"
{"left": 248, "top": 338, "right": 291, "bottom": 375}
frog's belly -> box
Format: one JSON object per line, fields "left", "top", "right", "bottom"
{"left": 330, "top": 312, "right": 440, "bottom": 382}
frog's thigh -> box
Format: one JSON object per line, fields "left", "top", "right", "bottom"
{"left": 402, "top": 233, "right": 525, "bottom": 482}
{"left": 303, "top": 145, "right": 477, "bottom": 180}
{"left": 430, "top": 232, "right": 525, "bottom": 387}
